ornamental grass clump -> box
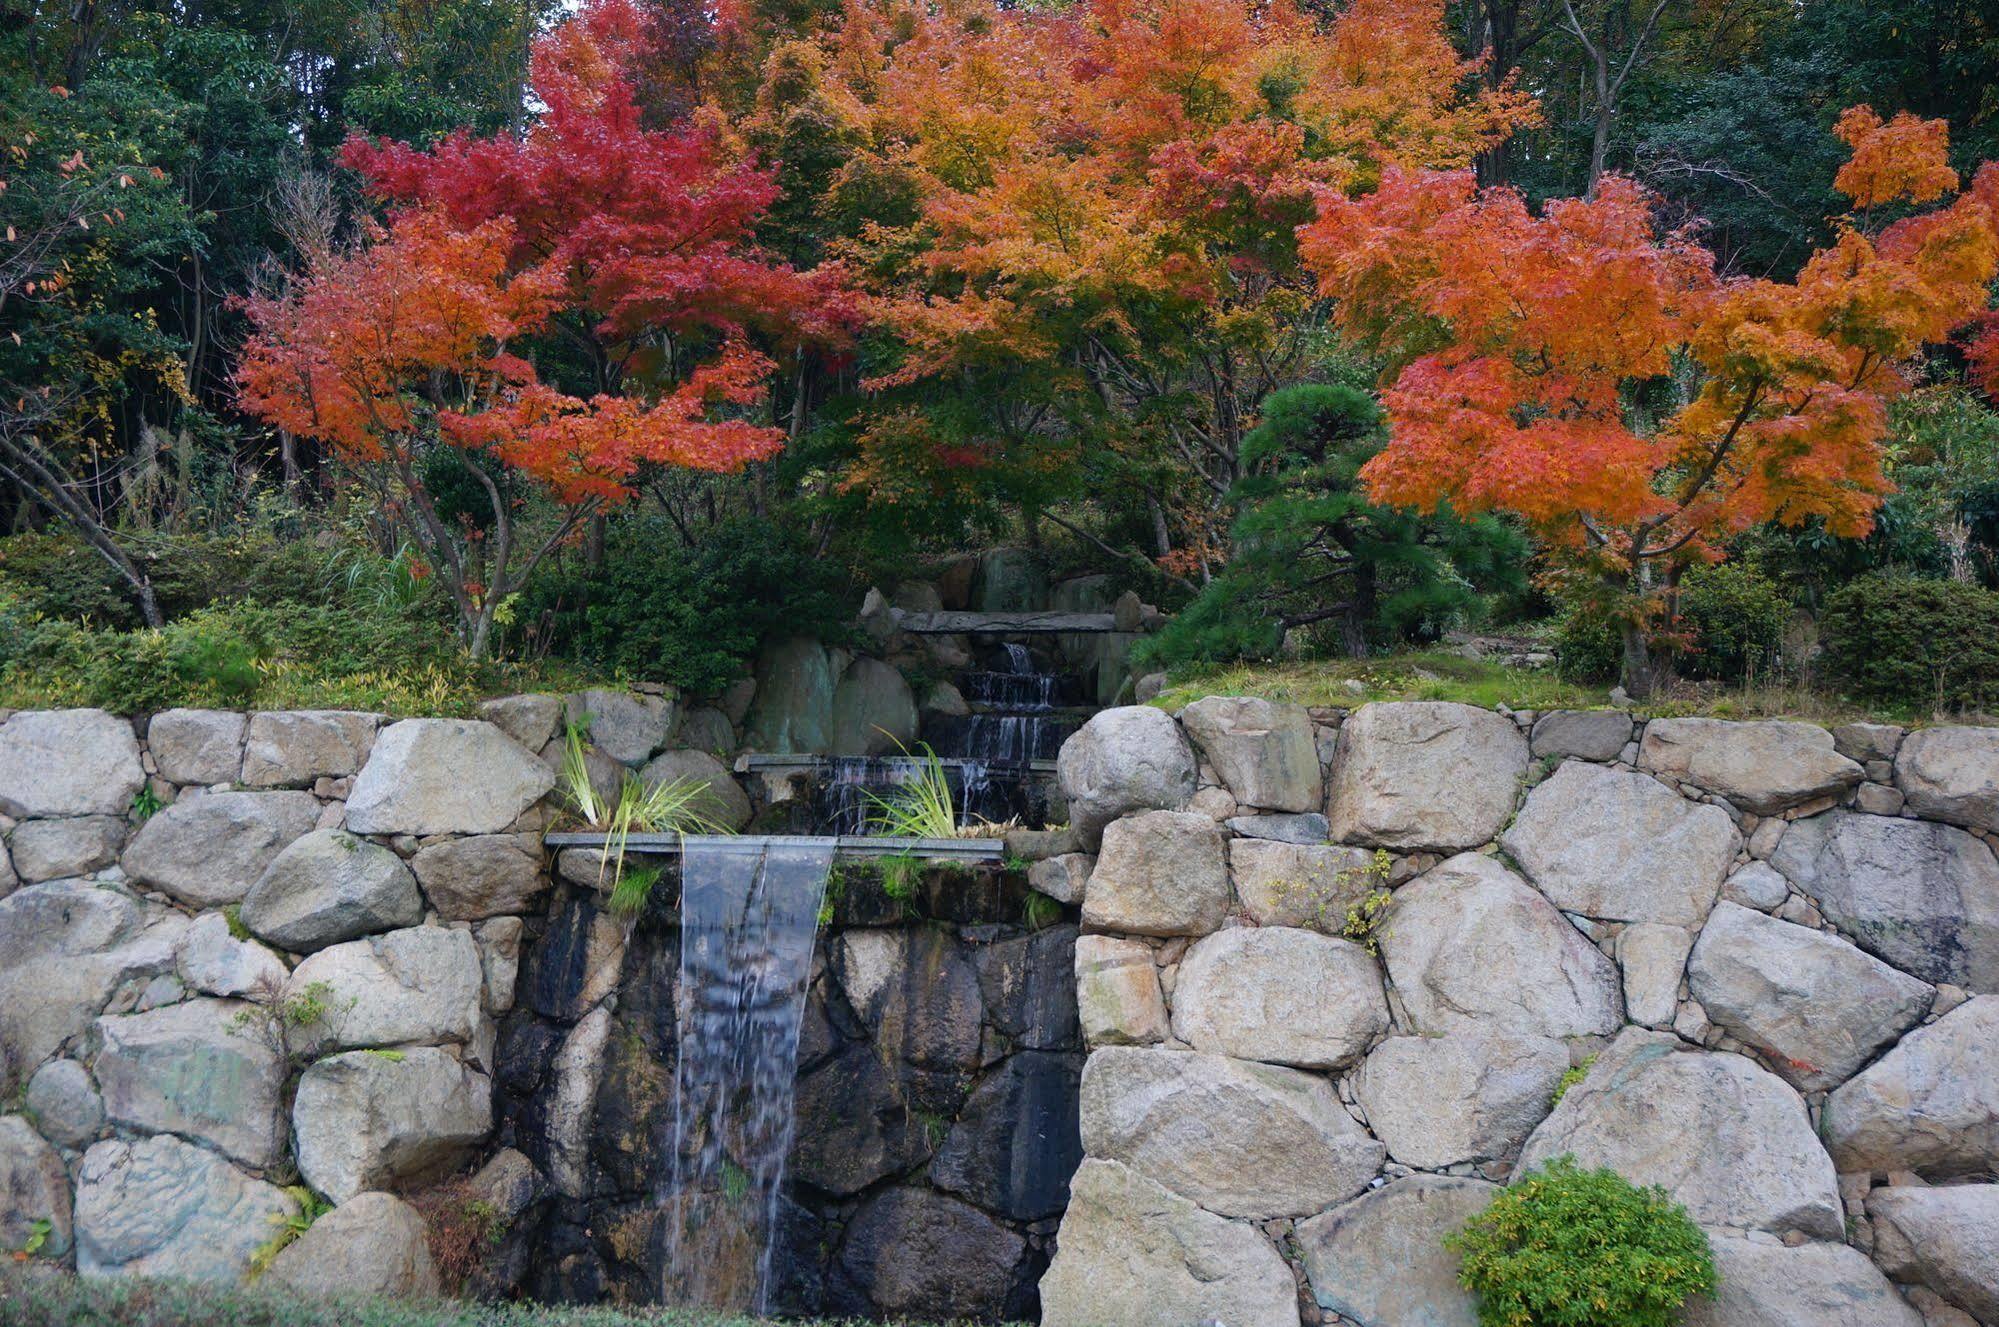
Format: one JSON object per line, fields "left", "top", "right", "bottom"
{"left": 1445, "top": 1156, "right": 1716, "bottom": 1327}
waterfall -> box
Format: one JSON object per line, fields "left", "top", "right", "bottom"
{"left": 658, "top": 836, "right": 836, "bottom": 1314}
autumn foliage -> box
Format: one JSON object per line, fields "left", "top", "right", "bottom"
{"left": 1300, "top": 105, "right": 1999, "bottom": 693}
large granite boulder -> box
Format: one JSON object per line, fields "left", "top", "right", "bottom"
{"left": 1772, "top": 810, "right": 1999, "bottom": 990}
{"left": 94, "top": 998, "right": 287, "bottom": 1167}
{"left": 1079, "top": 1047, "right": 1384, "bottom": 1218}
{"left": 1178, "top": 695, "right": 1322, "bottom": 813}
{"left": 120, "top": 790, "right": 320, "bottom": 909}
{"left": 743, "top": 637, "right": 837, "bottom": 753}
{"left": 637, "top": 750, "right": 752, "bottom": 832}
{"left": 264, "top": 1191, "right": 442, "bottom": 1300}
{"left": 1355, "top": 1032, "right": 1569, "bottom": 1170}
{"left": 24, "top": 1059, "right": 103, "bottom": 1148}
{"left": 562, "top": 689, "right": 674, "bottom": 766}
{"left": 836, "top": 926, "right": 984, "bottom": 1071}
{"left": 1056, "top": 706, "right": 1198, "bottom": 848}
{"left": 146, "top": 708, "right": 245, "bottom": 786}
{"left": 1502, "top": 761, "right": 1739, "bottom": 924}
{"left": 931, "top": 1050, "right": 1084, "bottom": 1221}
{"left": 1681, "top": 1232, "right": 1924, "bottom": 1327}
{"left": 0, "top": 881, "right": 182, "bottom": 1092}
{"left": 1867, "top": 1184, "right": 1999, "bottom": 1324}
{"left": 1823, "top": 996, "right": 1999, "bottom": 1180}
{"left": 838, "top": 1187, "right": 1025, "bottom": 1321}
{"left": 241, "top": 710, "right": 379, "bottom": 787}
{"left": 476, "top": 693, "right": 563, "bottom": 752}
{"left": 345, "top": 719, "right": 553, "bottom": 835}
{"left": 282, "top": 926, "right": 485, "bottom": 1057}
{"left": 0, "top": 709, "right": 142, "bottom": 818}
{"left": 240, "top": 827, "right": 424, "bottom": 952}
{"left": 1529, "top": 709, "right": 1633, "bottom": 762}
{"left": 1517, "top": 1028, "right": 1842, "bottom": 1239}
{"left": 1897, "top": 725, "right": 1999, "bottom": 833}
{"left": 0, "top": 1115, "right": 71, "bottom": 1259}
{"left": 1040, "top": 1159, "right": 1300, "bottom": 1327}
{"left": 1637, "top": 718, "right": 1861, "bottom": 814}
{"left": 7, "top": 815, "right": 125, "bottom": 883}
{"left": 75, "top": 1134, "right": 298, "bottom": 1281}
{"left": 410, "top": 832, "right": 548, "bottom": 920}
{"left": 829, "top": 657, "right": 920, "bottom": 757}
{"left": 1082, "top": 810, "right": 1228, "bottom": 937}
{"left": 1074, "top": 935, "right": 1168, "bottom": 1047}
{"left": 1228, "top": 839, "right": 1382, "bottom": 932}
{"left": 1326, "top": 702, "right": 1528, "bottom": 851}
{"left": 1171, "top": 927, "right": 1388, "bottom": 1069}
{"left": 1379, "top": 854, "right": 1623, "bottom": 1040}
{"left": 292, "top": 1046, "right": 492, "bottom": 1202}
{"left": 1688, "top": 901, "right": 1934, "bottom": 1090}
{"left": 1297, "top": 1176, "right": 1499, "bottom": 1327}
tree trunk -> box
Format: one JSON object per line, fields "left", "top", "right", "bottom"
{"left": 1618, "top": 619, "right": 1656, "bottom": 699}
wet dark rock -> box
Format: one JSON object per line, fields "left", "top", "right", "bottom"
{"left": 838, "top": 1188, "right": 1027, "bottom": 1322}
{"left": 837, "top": 925, "right": 986, "bottom": 1072}
{"left": 975, "top": 924, "right": 1081, "bottom": 1051}
{"left": 790, "top": 1042, "right": 933, "bottom": 1197}
{"left": 932, "top": 1050, "right": 1084, "bottom": 1221}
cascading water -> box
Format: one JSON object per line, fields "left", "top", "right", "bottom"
{"left": 657, "top": 836, "right": 836, "bottom": 1314}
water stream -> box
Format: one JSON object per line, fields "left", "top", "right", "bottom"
{"left": 657, "top": 836, "right": 837, "bottom": 1314}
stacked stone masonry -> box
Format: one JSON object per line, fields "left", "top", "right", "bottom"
{"left": 1047, "top": 699, "right": 1999, "bottom": 1327}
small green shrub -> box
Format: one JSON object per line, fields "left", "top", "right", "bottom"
{"left": 1552, "top": 609, "right": 1621, "bottom": 683}
{"left": 1674, "top": 563, "right": 1790, "bottom": 683}
{"left": 1447, "top": 1156, "right": 1716, "bottom": 1327}
{"left": 1821, "top": 573, "right": 1999, "bottom": 711}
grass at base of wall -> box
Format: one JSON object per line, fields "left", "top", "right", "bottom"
{"left": 1150, "top": 650, "right": 1981, "bottom": 727}
{"left": 0, "top": 1268, "right": 1009, "bottom": 1327}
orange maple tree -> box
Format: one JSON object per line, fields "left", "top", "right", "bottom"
{"left": 1300, "top": 107, "right": 1999, "bottom": 695}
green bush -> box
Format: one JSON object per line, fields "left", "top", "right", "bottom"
{"left": 523, "top": 516, "right": 853, "bottom": 695}
{"left": 1446, "top": 1156, "right": 1716, "bottom": 1327}
{"left": 1552, "top": 609, "right": 1621, "bottom": 683}
{"left": 1674, "top": 563, "right": 1791, "bottom": 683}
{"left": 0, "top": 531, "right": 354, "bottom": 628}
{"left": 1821, "top": 573, "right": 1999, "bottom": 711}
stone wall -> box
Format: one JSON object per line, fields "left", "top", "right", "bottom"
{"left": 1042, "top": 698, "right": 1999, "bottom": 1327}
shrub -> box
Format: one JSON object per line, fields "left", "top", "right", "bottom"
{"left": 1552, "top": 609, "right": 1621, "bottom": 683}
{"left": 1674, "top": 563, "right": 1791, "bottom": 683}
{"left": 1821, "top": 573, "right": 1999, "bottom": 711}
{"left": 1446, "top": 1156, "right": 1716, "bottom": 1327}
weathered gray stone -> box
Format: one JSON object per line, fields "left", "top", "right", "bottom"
{"left": 1638, "top": 718, "right": 1861, "bottom": 814}
{"left": 1228, "top": 838, "right": 1382, "bottom": 933}
{"left": 346, "top": 719, "right": 554, "bottom": 836}
{"left": 1178, "top": 695, "right": 1323, "bottom": 813}
{"left": 1040, "top": 1159, "right": 1300, "bottom": 1327}
{"left": 1075, "top": 935, "right": 1168, "bottom": 1047}
{"left": 1380, "top": 854, "right": 1623, "bottom": 1040}
{"left": 1298, "top": 1176, "right": 1499, "bottom": 1327}
{"left": 829, "top": 657, "right": 920, "bottom": 758}
{"left": 473, "top": 916, "right": 523, "bottom": 1013}
{"left": 1868, "top": 1184, "right": 1999, "bottom": 1323}
{"left": 7, "top": 815, "right": 125, "bottom": 883}
{"left": 174, "top": 912, "right": 286, "bottom": 1001}
{"left": 1616, "top": 922, "right": 1695, "bottom": 1029}
{"left": 563, "top": 689, "right": 674, "bottom": 766}
{"left": 1833, "top": 721, "right": 1904, "bottom": 763}
{"left": 25, "top": 1059, "right": 102, "bottom": 1148}
{"left": 836, "top": 926, "right": 984, "bottom": 1071}
{"left": 637, "top": 749, "right": 752, "bottom": 831}
{"left": 743, "top": 637, "right": 837, "bottom": 754}
{"left": 283, "top": 926, "right": 485, "bottom": 1057}
{"left": 1327, "top": 702, "right": 1528, "bottom": 851}
{"left": 1897, "top": 725, "right": 1999, "bottom": 833}
{"left": 1082, "top": 810, "right": 1228, "bottom": 937}
{"left": 75, "top": 1134, "right": 298, "bottom": 1281}
{"left": 410, "top": 833, "right": 547, "bottom": 920}
{"left": 240, "top": 827, "right": 423, "bottom": 952}
{"left": 1057, "top": 706, "right": 1198, "bottom": 848}
{"left": 0, "top": 1115, "right": 71, "bottom": 1258}
{"left": 1357, "top": 1031, "right": 1568, "bottom": 1170}
{"left": 0, "top": 709, "right": 142, "bottom": 818}
{"left": 1688, "top": 901, "right": 1933, "bottom": 1091}
{"left": 95, "top": 998, "right": 286, "bottom": 1167}
{"left": 840, "top": 1187, "right": 1025, "bottom": 1320}
{"left": 541, "top": 1002, "right": 609, "bottom": 1200}
{"left": 1681, "top": 1231, "right": 1924, "bottom": 1327}
{"left": 1823, "top": 996, "right": 1999, "bottom": 1180}
{"left": 1771, "top": 810, "right": 1999, "bottom": 990}
{"left": 292, "top": 1046, "right": 492, "bottom": 1203}
{"left": 120, "top": 790, "right": 319, "bottom": 909}
{"left": 1530, "top": 710, "right": 1633, "bottom": 762}
{"left": 674, "top": 706, "right": 735, "bottom": 756}
{"left": 1504, "top": 761, "right": 1739, "bottom": 924}
{"left": 0, "top": 881, "right": 183, "bottom": 1092}
{"left": 241, "top": 710, "right": 379, "bottom": 788}
{"left": 1171, "top": 927, "right": 1387, "bottom": 1069}
{"left": 476, "top": 693, "right": 563, "bottom": 753}
{"left": 0, "top": 841, "right": 13, "bottom": 899}
{"left": 265, "top": 1191, "right": 442, "bottom": 1299}
{"left": 1225, "top": 811, "right": 1332, "bottom": 844}
{"left": 1027, "top": 851, "right": 1092, "bottom": 904}
{"left": 1723, "top": 860, "right": 1791, "bottom": 912}
{"left": 1518, "top": 1028, "right": 1842, "bottom": 1238}
{"left": 1080, "top": 1046, "right": 1384, "bottom": 1218}
{"left": 146, "top": 708, "right": 246, "bottom": 785}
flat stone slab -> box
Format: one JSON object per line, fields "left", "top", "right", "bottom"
{"left": 899, "top": 611, "right": 1120, "bottom": 634}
